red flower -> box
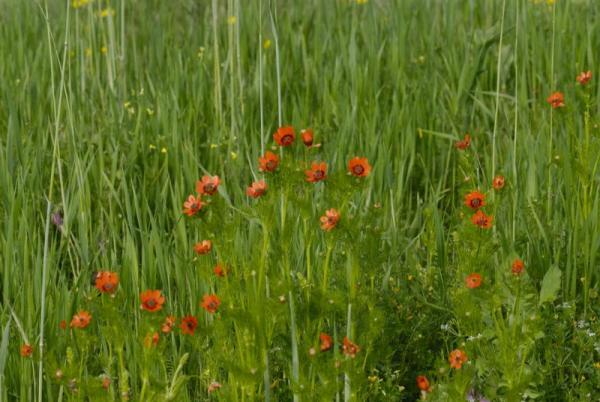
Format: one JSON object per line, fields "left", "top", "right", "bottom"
{"left": 180, "top": 315, "right": 198, "bottom": 335}
{"left": 547, "top": 92, "right": 565, "bottom": 109}
{"left": 273, "top": 126, "right": 296, "bottom": 146}
{"left": 492, "top": 175, "right": 505, "bottom": 190}
{"left": 471, "top": 210, "right": 493, "bottom": 229}
{"left": 320, "top": 209, "right": 340, "bottom": 231}
{"left": 70, "top": 310, "right": 92, "bottom": 329}
{"left": 102, "top": 376, "right": 111, "bottom": 390}
{"left": 208, "top": 381, "right": 222, "bottom": 393}
{"left": 144, "top": 332, "right": 160, "bottom": 348}
{"left": 301, "top": 129, "right": 314, "bottom": 147}
{"left": 512, "top": 258, "right": 525, "bottom": 276}
{"left": 464, "top": 191, "right": 486, "bottom": 210}
{"left": 455, "top": 134, "right": 471, "bottom": 150}
{"left": 201, "top": 294, "right": 221, "bottom": 314}
{"left": 342, "top": 336, "right": 360, "bottom": 358}
{"left": 305, "top": 162, "right": 327, "bottom": 183}
{"left": 246, "top": 180, "right": 267, "bottom": 198}
{"left": 449, "top": 349, "right": 468, "bottom": 369}
{"left": 196, "top": 175, "right": 221, "bottom": 196}
{"left": 465, "top": 273, "right": 482, "bottom": 289}
{"left": 214, "top": 264, "right": 226, "bottom": 277}
{"left": 20, "top": 344, "right": 33, "bottom": 358}
{"left": 348, "top": 157, "right": 371, "bottom": 177}
{"left": 194, "top": 240, "right": 212, "bottom": 255}
{"left": 140, "top": 290, "right": 165, "bottom": 312}
{"left": 161, "top": 316, "right": 176, "bottom": 334}
{"left": 259, "top": 151, "right": 280, "bottom": 172}
{"left": 576, "top": 70, "right": 592, "bottom": 86}
{"left": 183, "top": 194, "right": 203, "bottom": 217}
{"left": 320, "top": 333, "right": 333, "bottom": 352}
{"left": 94, "top": 271, "right": 119, "bottom": 294}
{"left": 416, "top": 375, "right": 431, "bottom": 392}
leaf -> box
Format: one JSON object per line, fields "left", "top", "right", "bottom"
{"left": 0, "top": 319, "right": 11, "bottom": 377}
{"left": 539, "top": 265, "right": 561, "bottom": 305}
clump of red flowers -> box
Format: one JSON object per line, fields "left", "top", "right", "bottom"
{"left": 547, "top": 91, "right": 565, "bottom": 109}
{"left": 214, "top": 264, "right": 226, "bottom": 277}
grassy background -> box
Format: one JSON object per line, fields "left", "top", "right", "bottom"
{"left": 0, "top": 0, "right": 599, "bottom": 400}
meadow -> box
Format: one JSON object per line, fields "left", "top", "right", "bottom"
{"left": 0, "top": 0, "right": 599, "bottom": 400}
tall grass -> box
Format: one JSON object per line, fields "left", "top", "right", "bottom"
{"left": 0, "top": 0, "right": 599, "bottom": 400}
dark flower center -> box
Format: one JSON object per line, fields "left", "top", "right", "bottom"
{"left": 353, "top": 165, "right": 364, "bottom": 175}
{"left": 314, "top": 170, "right": 324, "bottom": 180}
{"left": 204, "top": 184, "right": 215, "bottom": 193}
{"left": 147, "top": 299, "right": 156, "bottom": 308}
{"left": 471, "top": 198, "right": 481, "bottom": 208}
{"left": 266, "top": 161, "right": 275, "bottom": 170}
{"left": 282, "top": 135, "right": 293, "bottom": 145}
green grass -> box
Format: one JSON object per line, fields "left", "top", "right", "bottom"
{"left": 0, "top": 0, "right": 599, "bottom": 400}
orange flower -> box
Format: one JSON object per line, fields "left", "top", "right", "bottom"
{"left": 183, "top": 194, "right": 203, "bottom": 217}
{"left": 259, "top": 151, "right": 280, "bottom": 172}
{"left": 161, "top": 316, "right": 176, "bottom": 333}
{"left": 512, "top": 258, "right": 525, "bottom": 276}
{"left": 342, "top": 336, "right": 360, "bottom": 358}
{"left": 201, "top": 294, "right": 221, "bottom": 314}
{"left": 471, "top": 210, "right": 493, "bottom": 229}
{"left": 455, "top": 134, "right": 471, "bottom": 150}
{"left": 144, "top": 332, "right": 160, "bottom": 348}
{"left": 20, "top": 344, "right": 33, "bottom": 358}
{"left": 273, "top": 126, "right": 296, "bottom": 146}
{"left": 320, "top": 332, "right": 333, "bottom": 352}
{"left": 246, "top": 180, "right": 267, "bottom": 198}
{"left": 449, "top": 349, "right": 468, "bottom": 369}
{"left": 70, "top": 310, "right": 92, "bottom": 329}
{"left": 576, "top": 70, "right": 592, "bottom": 86}
{"left": 180, "top": 315, "right": 198, "bottom": 335}
{"left": 194, "top": 240, "right": 212, "bottom": 255}
{"left": 214, "top": 264, "right": 226, "bottom": 277}
{"left": 301, "top": 129, "right": 314, "bottom": 147}
{"left": 465, "top": 273, "right": 482, "bottom": 289}
{"left": 59, "top": 320, "right": 67, "bottom": 330}
{"left": 196, "top": 175, "right": 221, "bottom": 196}
{"left": 348, "top": 157, "right": 371, "bottom": 177}
{"left": 416, "top": 375, "right": 431, "bottom": 392}
{"left": 305, "top": 162, "right": 327, "bottom": 183}
{"left": 101, "top": 376, "right": 111, "bottom": 390}
{"left": 94, "top": 271, "right": 119, "bottom": 294}
{"left": 208, "top": 381, "right": 222, "bottom": 393}
{"left": 547, "top": 91, "right": 565, "bottom": 109}
{"left": 140, "top": 290, "right": 165, "bottom": 312}
{"left": 492, "top": 175, "right": 505, "bottom": 190}
{"left": 464, "top": 191, "right": 486, "bottom": 210}
{"left": 320, "top": 209, "right": 340, "bottom": 231}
